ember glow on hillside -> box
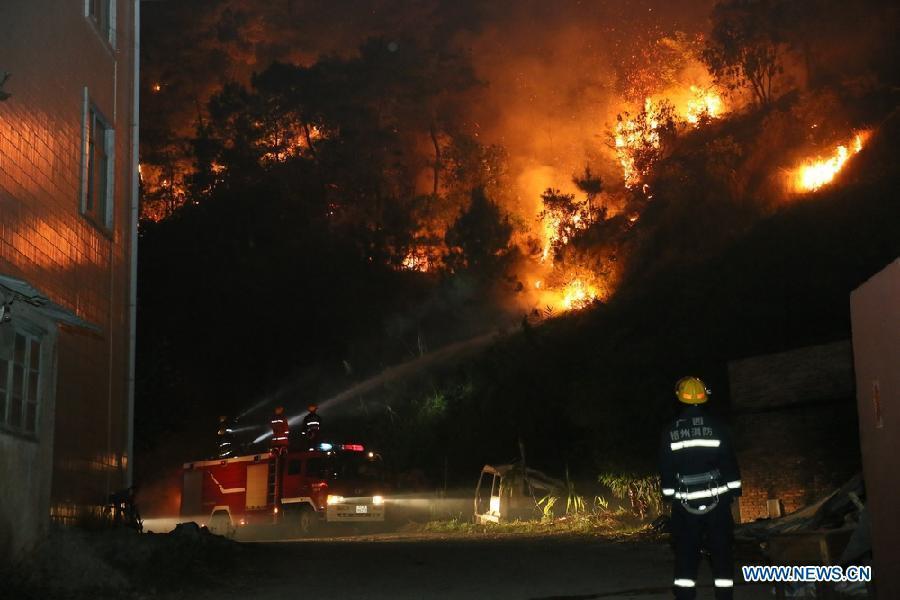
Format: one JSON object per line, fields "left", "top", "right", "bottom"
{"left": 792, "top": 132, "right": 870, "bottom": 193}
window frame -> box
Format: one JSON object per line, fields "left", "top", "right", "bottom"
{"left": 0, "top": 327, "right": 44, "bottom": 440}
{"left": 80, "top": 89, "right": 115, "bottom": 233}
{"left": 85, "top": 0, "right": 116, "bottom": 49}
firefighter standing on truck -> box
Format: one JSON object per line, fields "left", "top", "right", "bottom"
{"left": 216, "top": 415, "right": 235, "bottom": 458}
{"left": 301, "top": 403, "right": 321, "bottom": 446}
{"left": 270, "top": 406, "right": 290, "bottom": 453}
{"left": 660, "top": 377, "right": 741, "bottom": 600}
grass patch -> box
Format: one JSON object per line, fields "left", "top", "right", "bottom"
{"left": 404, "top": 508, "right": 656, "bottom": 538}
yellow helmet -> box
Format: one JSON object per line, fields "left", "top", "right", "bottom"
{"left": 675, "top": 376, "right": 709, "bottom": 404}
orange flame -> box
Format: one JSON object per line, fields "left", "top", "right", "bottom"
{"left": 529, "top": 269, "right": 608, "bottom": 314}
{"left": 614, "top": 98, "right": 661, "bottom": 189}
{"left": 401, "top": 251, "right": 432, "bottom": 273}
{"left": 558, "top": 277, "right": 600, "bottom": 311}
{"left": 684, "top": 86, "right": 724, "bottom": 125}
{"left": 792, "top": 132, "right": 869, "bottom": 193}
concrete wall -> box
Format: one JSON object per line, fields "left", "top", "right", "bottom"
{"left": 0, "top": 305, "right": 58, "bottom": 557}
{"left": 0, "top": 0, "right": 136, "bottom": 552}
{"left": 728, "top": 341, "right": 860, "bottom": 522}
{"left": 850, "top": 259, "right": 900, "bottom": 600}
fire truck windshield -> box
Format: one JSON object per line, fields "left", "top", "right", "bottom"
{"left": 307, "top": 452, "right": 384, "bottom": 482}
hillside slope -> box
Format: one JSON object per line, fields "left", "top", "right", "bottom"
{"left": 349, "top": 104, "right": 900, "bottom": 484}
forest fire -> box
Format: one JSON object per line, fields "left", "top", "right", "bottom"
{"left": 135, "top": 0, "right": 889, "bottom": 344}
{"left": 612, "top": 87, "right": 721, "bottom": 190}
{"left": 792, "top": 132, "right": 870, "bottom": 192}
{"left": 614, "top": 98, "right": 662, "bottom": 189}
{"left": 532, "top": 274, "right": 603, "bottom": 313}
{"left": 684, "top": 86, "right": 724, "bottom": 125}
{"left": 531, "top": 267, "right": 607, "bottom": 314}
{"left": 540, "top": 214, "right": 561, "bottom": 262}
{"left": 558, "top": 278, "right": 600, "bottom": 311}
{"left": 402, "top": 251, "right": 433, "bottom": 273}
{"left": 260, "top": 125, "right": 323, "bottom": 164}
{"left": 139, "top": 163, "right": 188, "bottom": 222}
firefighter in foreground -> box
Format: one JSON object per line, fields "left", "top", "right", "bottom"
{"left": 659, "top": 377, "right": 741, "bottom": 600}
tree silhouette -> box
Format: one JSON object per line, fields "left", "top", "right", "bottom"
{"left": 444, "top": 188, "right": 512, "bottom": 275}
{"left": 703, "top": 0, "right": 785, "bottom": 106}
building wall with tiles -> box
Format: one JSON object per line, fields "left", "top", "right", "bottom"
{"left": 0, "top": 0, "right": 136, "bottom": 549}
{"left": 728, "top": 341, "right": 860, "bottom": 523}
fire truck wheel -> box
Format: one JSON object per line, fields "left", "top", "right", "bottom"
{"left": 291, "top": 506, "right": 319, "bottom": 537}
{"left": 298, "top": 509, "right": 314, "bottom": 536}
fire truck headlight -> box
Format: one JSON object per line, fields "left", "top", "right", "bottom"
{"left": 326, "top": 495, "right": 344, "bottom": 505}
{"left": 372, "top": 495, "right": 384, "bottom": 506}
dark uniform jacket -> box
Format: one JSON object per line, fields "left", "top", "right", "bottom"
{"left": 217, "top": 418, "right": 235, "bottom": 458}
{"left": 301, "top": 412, "right": 321, "bottom": 435}
{"left": 659, "top": 405, "right": 741, "bottom": 508}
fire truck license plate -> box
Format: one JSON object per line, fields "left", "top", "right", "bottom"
{"left": 356, "top": 505, "right": 368, "bottom": 514}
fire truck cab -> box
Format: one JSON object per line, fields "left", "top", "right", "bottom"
{"left": 181, "top": 442, "right": 387, "bottom": 537}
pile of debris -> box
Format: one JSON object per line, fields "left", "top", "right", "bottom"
{"left": 736, "top": 474, "right": 871, "bottom": 597}
{"left": 5, "top": 522, "right": 242, "bottom": 599}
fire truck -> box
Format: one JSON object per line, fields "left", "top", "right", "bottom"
{"left": 180, "top": 441, "right": 387, "bottom": 536}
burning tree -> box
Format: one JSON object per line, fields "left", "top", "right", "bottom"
{"left": 572, "top": 166, "right": 605, "bottom": 225}
{"left": 703, "top": 0, "right": 785, "bottom": 106}
{"left": 539, "top": 188, "right": 582, "bottom": 261}
{"left": 611, "top": 99, "right": 679, "bottom": 188}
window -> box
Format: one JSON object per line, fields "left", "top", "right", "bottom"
{"left": 86, "top": 0, "right": 115, "bottom": 47}
{"left": 0, "top": 331, "right": 42, "bottom": 437}
{"left": 81, "top": 91, "right": 114, "bottom": 230}
{"left": 303, "top": 454, "right": 385, "bottom": 481}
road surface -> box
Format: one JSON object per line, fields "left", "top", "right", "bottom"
{"left": 168, "top": 532, "right": 773, "bottom": 600}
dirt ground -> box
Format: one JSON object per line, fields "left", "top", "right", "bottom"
{"left": 160, "top": 532, "right": 774, "bottom": 600}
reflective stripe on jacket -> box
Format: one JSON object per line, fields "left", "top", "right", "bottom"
{"left": 659, "top": 405, "right": 741, "bottom": 501}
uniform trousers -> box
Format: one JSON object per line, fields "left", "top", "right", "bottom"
{"left": 670, "top": 499, "right": 735, "bottom": 600}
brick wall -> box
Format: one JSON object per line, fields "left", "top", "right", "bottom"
{"left": 732, "top": 401, "right": 859, "bottom": 522}
{"left": 0, "top": 0, "right": 136, "bottom": 526}
{"left": 728, "top": 341, "right": 860, "bottom": 522}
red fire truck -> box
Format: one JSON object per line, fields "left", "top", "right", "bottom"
{"left": 180, "top": 442, "right": 387, "bottom": 536}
